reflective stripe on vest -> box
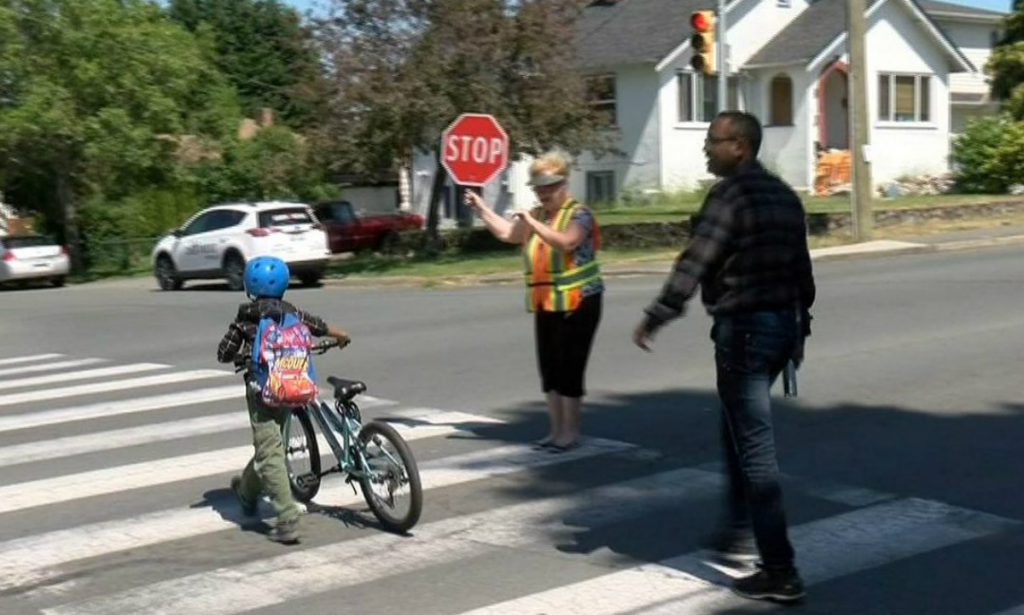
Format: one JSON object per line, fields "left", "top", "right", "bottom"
{"left": 524, "top": 199, "right": 602, "bottom": 312}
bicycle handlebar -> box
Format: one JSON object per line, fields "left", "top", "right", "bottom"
{"left": 233, "top": 337, "right": 347, "bottom": 373}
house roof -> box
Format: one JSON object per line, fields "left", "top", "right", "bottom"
{"left": 745, "top": 0, "right": 973, "bottom": 71}
{"left": 575, "top": 0, "right": 722, "bottom": 71}
{"left": 917, "top": 1, "right": 1006, "bottom": 19}
{"left": 743, "top": 0, "right": 851, "bottom": 69}
{"left": 575, "top": 0, "right": 985, "bottom": 73}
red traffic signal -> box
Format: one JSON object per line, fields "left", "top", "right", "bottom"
{"left": 690, "top": 10, "right": 713, "bottom": 32}
{"left": 689, "top": 10, "right": 716, "bottom": 74}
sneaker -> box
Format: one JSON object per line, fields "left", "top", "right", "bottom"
{"left": 732, "top": 565, "right": 805, "bottom": 603}
{"left": 267, "top": 518, "right": 300, "bottom": 545}
{"left": 230, "top": 475, "right": 258, "bottom": 517}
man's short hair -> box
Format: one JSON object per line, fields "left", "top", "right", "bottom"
{"left": 717, "top": 111, "right": 762, "bottom": 156}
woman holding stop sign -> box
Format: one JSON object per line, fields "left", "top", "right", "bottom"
{"left": 465, "top": 151, "right": 603, "bottom": 453}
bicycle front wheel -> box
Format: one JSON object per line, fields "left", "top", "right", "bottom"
{"left": 357, "top": 420, "right": 422, "bottom": 532}
{"left": 284, "top": 407, "right": 321, "bottom": 503}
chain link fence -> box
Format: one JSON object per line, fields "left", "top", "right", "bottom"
{"left": 83, "top": 237, "right": 159, "bottom": 274}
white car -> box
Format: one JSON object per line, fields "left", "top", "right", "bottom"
{"left": 151, "top": 201, "right": 330, "bottom": 291}
{"left": 0, "top": 235, "right": 70, "bottom": 288}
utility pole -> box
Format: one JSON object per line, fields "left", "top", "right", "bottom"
{"left": 717, "top": 0, "right": 728, "bottom": 112}
{"left": 848, "top": 0, "right": 873, "bottom": 240}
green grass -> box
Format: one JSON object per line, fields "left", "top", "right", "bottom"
{"left": 73, "top": 193, "right": 1024, "bottom": 284}
{"left": 593, "top": 192, "right": 1024, "bottom": 223}
{"left": 329, "top": 246, "right": 690, "bottom": 281}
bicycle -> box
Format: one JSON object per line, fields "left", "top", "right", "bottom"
{"left": 236, "top": 338, "right": 423, "bottom": 532}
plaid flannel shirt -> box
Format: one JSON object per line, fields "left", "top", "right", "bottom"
{"left": 644, "top": 161, "right": 815, "bottom": 330}
{"left": 216, "top": 298, "right": 329, "bottom": 364}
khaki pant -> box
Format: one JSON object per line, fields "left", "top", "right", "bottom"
{"left": 235, "top": 387, "right": 300, "bottom": 524}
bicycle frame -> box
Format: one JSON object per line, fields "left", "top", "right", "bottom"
{"left": 286, "top": 395, "right": 406, "bottom": 485}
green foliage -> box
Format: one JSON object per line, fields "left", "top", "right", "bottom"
{"left": 195, "top": 125, "right": 339, "bottom": 203}
{"left": 167, "top": 0, "right": 323, "bottom": 126}
{"left": 312, "top": 0, "right": 611, "bottom": 175}
{"left": 0, "top": 0, "right": 242, "bottom": 264}
{"left": 950, "top": 115, "right": 1024, "bottom": 193}
{"left": 987, "top": 2, "right": 1024, "bottom": 120}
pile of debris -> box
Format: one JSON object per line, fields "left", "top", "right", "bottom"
{"left": 0, "top": 194, "right": 34, "bottom": 237}
{"left": 877, "top": 174, "right": 955, "bottom": 198}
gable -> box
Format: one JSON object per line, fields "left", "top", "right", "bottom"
{"left": 745, "top": 0, "right": 973, "bottom": 72}
{"left": 575, "top": 0, "right": 728, "bottom": 70}
{"left": 744, "top": 0, "right": 848, "bottom": 68}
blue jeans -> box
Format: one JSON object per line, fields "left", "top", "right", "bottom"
{"left": 712, "top": 309, "right": 798, "bottom": 571}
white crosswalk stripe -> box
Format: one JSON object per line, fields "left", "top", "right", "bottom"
{"left": 458, "top": 498, "right": 1019, "bottom": 614}
{"left": 0, "top": 363, "right": 168, "bottom": 391}
{"left": 0, "top": 352, "right": 1019, "bottom": 614}
{"left": 0, "top": 353, "right": 64, "bottom": 366}
{"left": 0, "top": 369, "right": 231, "bottom": 406}
{"left": 0, "top": 358, "right": 106, "bottom": 377}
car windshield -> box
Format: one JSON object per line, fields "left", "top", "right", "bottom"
{"left": 258, "top": 208, "right": 313, "bottom": 228}
{"left": 2, "top": 235, "right": 56, "bottom": 249}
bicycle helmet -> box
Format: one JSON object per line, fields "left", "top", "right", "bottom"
{"left": 243, "top": 256, "right": 290, "bottom": 299}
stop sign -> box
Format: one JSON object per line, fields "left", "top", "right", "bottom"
{"left": 440, "top": 113, "right": 509, "bottom": 187}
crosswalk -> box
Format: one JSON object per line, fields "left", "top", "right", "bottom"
{"left": 0, "top": 352, "right": 1020, "bottom": 614}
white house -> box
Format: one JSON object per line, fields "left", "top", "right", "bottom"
{"left": 409, "top": 0, "right": 1007, "bottom": 220}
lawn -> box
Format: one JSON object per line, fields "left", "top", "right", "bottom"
{"left": 594, "top": 192, "right": 1024, "bottom": 224}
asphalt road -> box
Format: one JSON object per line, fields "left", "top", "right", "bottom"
{"left": 0, "top": 243, "right": 1022, "bottom": 614}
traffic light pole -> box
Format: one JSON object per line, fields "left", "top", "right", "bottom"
{"left": 849, "top": 0, "right": 873, "bottom": 240}
{"left": 717, "top": 0, "right": 727, "bottom": 112}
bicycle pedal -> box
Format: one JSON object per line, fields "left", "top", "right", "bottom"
{"left": 296, "top": 473, "right": 317, "bottom": 489}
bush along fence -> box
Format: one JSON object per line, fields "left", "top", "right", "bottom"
{"left": 80, "top": 199, "right": 1024, "bottom": 273}
{"left": 83, "top": 237, "right": 160, "bottom": 273}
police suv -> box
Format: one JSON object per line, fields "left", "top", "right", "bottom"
{"left": 151, "top": 201, "right": 330, "bottom": 291}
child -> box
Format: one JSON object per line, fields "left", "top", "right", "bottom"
{"left": 217, "top": 256, "right": 350, "bottom": 544}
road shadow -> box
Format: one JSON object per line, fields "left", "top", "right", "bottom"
{"left": 370, "top": 387, "right": 1024, "bottom": 614}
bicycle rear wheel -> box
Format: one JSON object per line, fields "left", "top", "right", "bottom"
{"left": 357, "top": 420, "right": 422, "bottom": 532}
{"left": 284, "top": 407, "right": 321, "bottom": 503}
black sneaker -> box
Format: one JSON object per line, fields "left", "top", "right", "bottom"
{"left": 732, "top": 566, "right": 805, "bottom": 603}
{"left": 230, "top": 475, "right": 258, "bottom": 517}
{"left": 268, "top": 518, "right": 300, "bottom": 544}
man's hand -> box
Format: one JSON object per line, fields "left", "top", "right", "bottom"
{"left": 632, "top": 321, "right": 655, "bottom": 352}
{"left": 333, "top": 331, "right": 351, "bottom": 348}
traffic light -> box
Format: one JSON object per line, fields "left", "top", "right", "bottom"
{"left": 690, "top": 10, "right": 716, "bottom": 75}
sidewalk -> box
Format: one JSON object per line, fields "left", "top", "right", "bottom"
{"left": 331, "top": 223, "right": 1024, "bottom": 287}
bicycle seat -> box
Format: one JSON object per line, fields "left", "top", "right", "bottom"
{"left": 327, "top": 376, "right": 366, "bottom": 402}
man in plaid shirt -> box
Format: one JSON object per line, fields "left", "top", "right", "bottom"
{"left": 633, "top": 111, "right": 815, "bottom": 603}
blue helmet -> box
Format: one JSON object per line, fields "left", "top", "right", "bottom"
{"left": 243, "top": 256, "right": 290, "bottom": 299}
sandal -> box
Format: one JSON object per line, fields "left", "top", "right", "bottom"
{"left": 547, "top": 441, "right": 580, "bottom": 453}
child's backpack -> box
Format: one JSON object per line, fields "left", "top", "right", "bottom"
{"left": 250, "top": 311, "right": 317, "bottom": 408}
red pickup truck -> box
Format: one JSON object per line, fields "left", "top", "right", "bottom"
{"left": 313, "top": 200, "right": 424, "bottom": 254}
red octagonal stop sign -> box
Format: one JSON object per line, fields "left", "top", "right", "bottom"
{"left": 440, "top": 113, "right": 509, "bottom": 187}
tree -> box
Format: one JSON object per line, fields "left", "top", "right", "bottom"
{"left": 312, "top": 0, "right": 611, "bottom": 243}
{"left": 0, "top": 0, "right": 239, "bottom": 270}
{"left": 197, "top": 125, "right": 339, "bottom": 204}
{"left": 167, "top": 0, "right": 324, "bottom": 127}
{"left": 986, "top": 0, "right": 1024, "bottom": 120}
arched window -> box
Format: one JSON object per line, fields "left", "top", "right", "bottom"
{"left": 770, "top": 74, "right": 793, "bottom": 126}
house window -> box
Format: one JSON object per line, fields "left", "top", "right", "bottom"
{"left": 585, "top": 74, "right": 617, "bottom": 127}
{"left": 678, "top": 72, "right": 739, "bottom": 122}
{"left": 878, "top": 73, "right": 931, "bottom": 122}
{"left": 586, "top": 171, "right": 616, "bottom": 205}
{"left": 769, "top": 74, "right": 793, "bottom": 125}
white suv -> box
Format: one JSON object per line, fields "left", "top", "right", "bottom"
{"left": 151, "top": 201, "right": 330, "bottom": 291}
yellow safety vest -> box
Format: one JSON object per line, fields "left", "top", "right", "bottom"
{"left": 524, "top": 199, "right": 602, "bottom": 312}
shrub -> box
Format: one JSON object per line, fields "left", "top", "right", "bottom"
{"left": 951, "top": 115, "right": 1024, "bottom": 193}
